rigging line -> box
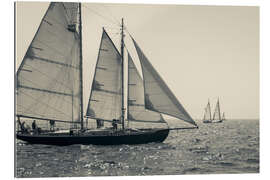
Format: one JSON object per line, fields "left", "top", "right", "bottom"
{"left": 84, "top": 4, "right": 120, "bottom": 26}
{"left": 109, "top": 32, "right": 121, "bottom": 41}
{"left": 103, "top": 26, "right": 121, "bottom": 30}
{"left": 97, "top": 3, "right": 121, "bottom": 26}
{"left": 20, "top": 91, "right": 72, "bottom": 119}
{"left": 82, "top": 5, "right": 120, "bottom": 27}
{"left": 123, "top": 25, "right": 131, "bottom": 37}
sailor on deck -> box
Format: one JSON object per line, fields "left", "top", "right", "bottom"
{"left": 32, "top": 120, "right": 41, "bottom": 134}
{"left": 18, "top": 119, "right": 29, "bottom": 134}
{"left": 49, "top": 120, "right": 55, "bottom": 131}
{"left": 32, "top": 120, "right": 36, "bottom": 130}
{"left": 112, "top": 119, "right": 118, "bottom": 131}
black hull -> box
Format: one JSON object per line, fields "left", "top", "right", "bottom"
{"left": 203, "top": 120, "right": 211, "bottom": 123}
{"left": 203, "top": 120, "right": 223, "bottom": 124}
{"left": 16, "top": 129, "right": 169, "bottom": 146}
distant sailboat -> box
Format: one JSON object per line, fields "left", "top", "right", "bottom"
{"left": 16, "top": 2, "right": 198, "bottom": 146}
{"left": 203, "top": 98, "right": 223, "bottom": 123}
{"left": 212, "top": 98, "right": 222, "bottom": 123}
{"left": 203, "top": 100, "right": 212, "bottom": 123}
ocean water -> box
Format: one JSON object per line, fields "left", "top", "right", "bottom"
{"left": 15, "top": 119, "right": 259, "bottom": 177}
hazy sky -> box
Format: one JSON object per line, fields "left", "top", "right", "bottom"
{"left": 16, "top": 2, "right": 259, "bottom": 120}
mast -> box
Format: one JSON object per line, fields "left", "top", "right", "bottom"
{"left": 127, "top": 53, "right": 130, "bottom": 128}
{"left": 209, "top": 99, "right": 212, "bottom": 121}
{"left": 217, "top": 98, "right": 220, "bottom": 120}
{"left": 121, "top": 18, "right": 125, "bottom": 130}
{"left": 71, "top": 90, "right": 74, "bottom": 128}
{"left": 79, "top": 3, "right": 84, "bottom": 130}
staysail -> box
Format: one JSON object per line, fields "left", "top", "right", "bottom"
{"left": 16, "top": 2, "right": 82, "bottom": 123}
{"left": 131, "top": 37, "right": 197, "bottom": 126}
{"left": 127, "top": 52, "right": 166, "bottom": 124}
{"left": 86, "top": 29, "right": 122, "bottom": 122}
{"left": 213, "top": 99, "right": 221, "bottom": 121}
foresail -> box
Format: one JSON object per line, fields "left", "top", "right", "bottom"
{"left": 86, "top": 30, "right": 122, "bottom": 122}
{"left": 16, "top": 2, "right": 81, "bottom": 123}
{"left": 131, "top": 37, "right": 197, "bottom": 126}
{"left": 127, "top": 53, "right": 166, "bottom": 124}
{"left": 213, "top": 99, "right": 221, "bottom": 121}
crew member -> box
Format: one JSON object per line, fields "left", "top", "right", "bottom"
{"left": 112, "top": 119, "right": 118, "bottom": 131}
{"left": 49, "top": 120, "right": 55, "bottom": 131}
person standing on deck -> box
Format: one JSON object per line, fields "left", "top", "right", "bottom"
{"left": 96, "top": 119, "right": 104, "bottom": 129}
{"left": 112, "top": 119, "right": 118, "bottom": 131}
{"left": 50, "top": 120, "right": 55, "bottom": 131}
{"left": 32, "top": 120, "right": 37, "bottom": 134}
{"left": 18, "top": 120, "right": 28, "bottom": 134}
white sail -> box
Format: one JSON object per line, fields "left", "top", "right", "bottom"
{"left": 131, "top": 37, "right": 197, "bottom": 126}
{"left": 127, "top": 53, "right": 166, "bottom": 124}
{"left": 203, "top": 101, "right": 212, "bottom": 122}
{"left": 213, "top": 99, "right": 221, "bottom": 121}
{"left": 16, "top": 2, "right": 82, "bottom": 123}
{"left": 86, "top": 29, "right": 122, "bottom": 122}
{"left": 222, "top": 112, "right": 225, "bottom": 121}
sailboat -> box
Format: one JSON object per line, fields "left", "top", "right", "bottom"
{"left": 212, "top": 98, "right": 223, "bottom": 123}
{"left": 202, "top": 100, "right": 212, "bottom": 123}
{"left": 16, "top": 2, "right": 198, "bottom": 146}
{"left": 202, "top": 98, "right": 223, "bottom": 123}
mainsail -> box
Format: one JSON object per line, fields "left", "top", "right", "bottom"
{"left": 127, "top": 52, "right": 166, "bottom": 124}
{"left": 86, "top": 29, "right": 122, "bottom": 122}
{"left": 131, "top": 37, "right": 197, "bottom": 126}
{"left": 16, "top": 2, "right": 82, "bottom": 123}
{"left": 213, "top": 99, "right": 221, "bottom": 121}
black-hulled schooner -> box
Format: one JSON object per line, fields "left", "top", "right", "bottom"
{"left": 16, "top": 2, "right": 198, "bottom": 145}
